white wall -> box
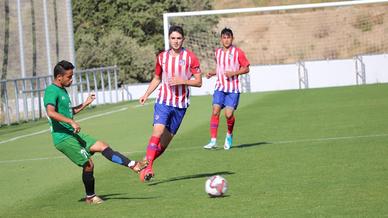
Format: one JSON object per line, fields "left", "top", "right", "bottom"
{"left": 306, "top": 59, "right": 355, "bottom": 88}
{"left": 248, "top": 53, "right": 388, "bottom": 92}
{"left": 363, "top": 54, "right": 388, "bottom": 84}
{"left": 250, "top": 64, "right": 300, "bottom": 92}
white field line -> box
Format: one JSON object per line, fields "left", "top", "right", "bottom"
{"left": 0, "top": 129, "right": 51, "bottom": 145}
{"left": 274, "top": 133, "right": 388, "bottom": 144}
{"left": 1, "top": 133, "right": 388, "bottom": 164}
{"left": 0, "top": 103, "right": 152, "bottom": 145}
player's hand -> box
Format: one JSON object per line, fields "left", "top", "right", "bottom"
{"left": 85, "top": 93, "right": 96, "bottom": 105}
{"left": 225, "top": 71, "right": 235, "bottom": 78}
{"left": 139, "top": 95, "right": 148, "bottom": 105}
{"left": 205, "top": 71, "right": 214, "bottom": 79}
{"left": 169, "top": 77, "right": 186, "bottom": 86}
{"left": 70, "top": 120, "right": 81, "bottom": 134}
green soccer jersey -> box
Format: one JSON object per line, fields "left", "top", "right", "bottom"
{"left": 43, "top": 84, "right": 74, "bottom": 144}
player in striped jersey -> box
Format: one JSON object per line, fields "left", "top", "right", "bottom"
{"left": 203, "top": 28, "right": 250, "bottom": 150}
{"left": 138, "top": 25, "right": 202, "bottom": 182}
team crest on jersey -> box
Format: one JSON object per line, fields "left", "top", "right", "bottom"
{"left": 179, "top": 59, "right": 186, "bottom": 66}
{"left": 62, "top": 96, "right": 65, "bottom": 100}
{"left": 155, "top": 114, "right": 159, "bottom": 120}
{"left": 229, "top": 53, "right": 234, "bottom": 60}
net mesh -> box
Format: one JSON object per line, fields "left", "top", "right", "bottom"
{"left": 168, "top": 3, "right": 388, "bottom": 72}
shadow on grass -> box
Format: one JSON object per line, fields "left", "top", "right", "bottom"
{"left": 233, "top": 141, "right": 270, "bottom": 149}
{"left": 148, "top": 171, "right": 235, "bottom": 186}
{"left": 78, "top": 193, "right": 158, "bottom": 202}
{"left": 207, "top": 194, "right": 231, "bottom": 199}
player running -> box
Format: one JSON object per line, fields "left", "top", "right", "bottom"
{"left": 203, "top": 28, "right": 250, "bottom": 150}
{"left": 44, "top": 60, "right": 148, "bottom": 204}
{"left": 138, "top": 25, "right": 202, "bottom": 182}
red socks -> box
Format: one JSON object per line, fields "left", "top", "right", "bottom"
{"left": 145, "top": 136, "right": 161, "bottom": 167}
{"left": 210, "top": 115, "right": 220, "bottom": 139}
{"left": 155, "top": 143, "right": 166, "bottom": 159}
{"left": 226, "top": 116, "right": 235, "bottom": 135}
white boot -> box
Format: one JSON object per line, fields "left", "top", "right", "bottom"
{"left": 203, "top": 138, "right": 217, "bottom": 149}
{"left": 224, "top": 133, "right": 233, "bottom": 150}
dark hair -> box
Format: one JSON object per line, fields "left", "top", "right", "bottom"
{"left": 54, "top": 60, "right": 74, "bottom": 78}
{"left": 169, "top": 25, "right": 184, "bottom": 37}
{"left": 221, "top": 28, "right": 233, "bottom": 37}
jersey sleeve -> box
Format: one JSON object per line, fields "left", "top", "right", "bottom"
{"left": 189, "top": 52, "right": 201, "bottom": 74}
{"left": 238, "top": 49, "right": 250, "bottom": 67}
{"left": 44, "top": 86, "right": 58, "bottom": 108}
{"left": 155, "top": 55, "right": 162, "bottom": 77}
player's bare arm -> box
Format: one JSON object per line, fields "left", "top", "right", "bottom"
{"left": 46, "top": 105, "right": 80, "bottom": 133}
{"left": 139, "top": 75, "right": 161, "bottom": 105}
{"left": 225, "top": 66, "right": 250, "bottom": 78}
{"left": 169, "top": 73, "right": 202, "bottom": 87}
{"left": 72, "top": 93, "right": 96, "bottom": 114}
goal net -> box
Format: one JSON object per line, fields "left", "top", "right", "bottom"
{"left": 164, "top": 0, "right": 388, "bottom": 73}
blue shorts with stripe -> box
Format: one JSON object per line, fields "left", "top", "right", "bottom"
{"left": 212, "top": 90, "right": 240, "bottom": 110}
{"left": 153, "top": 103, "right": 187, "bottom": 134}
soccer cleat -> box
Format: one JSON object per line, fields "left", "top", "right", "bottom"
{"left": 130, "top": 159, "right": 149, "bottom": 173}
{"left": 203, "top": 140, "right": 217, "bottom": 149}
{"left": 139, "top": 167, "right": 154, "bottom": 182}
{"left": 85, "top": 195, "right": 104, "bottom": 204}
{"left": 224, "top": 134, "right": 233, "bottom": 150}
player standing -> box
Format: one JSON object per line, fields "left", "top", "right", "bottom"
{"left": 44, "top": 60, "right": 148, "bottom": 204}
{"left": 203, "top": 28, "right": 250, "bottom": 150}
{"left": 138, "top": 25, "right": 202, "bottom": 182}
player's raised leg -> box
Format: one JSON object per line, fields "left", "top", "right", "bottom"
{"left": 90, "top": 140, "right": 148, "bottom": 172}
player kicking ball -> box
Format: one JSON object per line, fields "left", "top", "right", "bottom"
{"left": 203, "top": 28, "right": 250, "bottom": 150}
{"left": 138, "top": 25, "right": 202, "bottom": 182}
{"left": 44, "top": 60, "right": 148, "bottom": 204}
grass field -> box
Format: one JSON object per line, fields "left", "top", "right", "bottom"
{"left": 1, "top": 84, "right": 388, "bottom": 217}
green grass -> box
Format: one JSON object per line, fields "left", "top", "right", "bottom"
{"left": 1, "top": 84, "right": 388, "bottom": 217}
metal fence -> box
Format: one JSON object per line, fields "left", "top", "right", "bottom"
{"left": 0, "top": 66, "right": 129, "bottom": 126}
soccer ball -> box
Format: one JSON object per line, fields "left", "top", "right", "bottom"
{"left": 205, "top": 175, "right": 228, "bottom": 197}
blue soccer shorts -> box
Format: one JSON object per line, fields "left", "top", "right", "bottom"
{"left": 212, "top": 90, "right": 240, "bottom": 110}
{"left": 153, "top": 103, "right": 187, "bottom": 134}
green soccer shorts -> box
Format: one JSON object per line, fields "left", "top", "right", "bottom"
{"left": 55, "top": 132, "right": 97, "bottom": 167}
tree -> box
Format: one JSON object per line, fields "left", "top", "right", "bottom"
{"left": 76, "top": 30, "right": 155, "bottom": 83}
{"left": 72, "top": 0, "right": 217, "bottom": 83}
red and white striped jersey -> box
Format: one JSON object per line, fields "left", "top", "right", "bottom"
{"left": 214, "top": 46, "right": 250, "bottom": 93}
{"left": 155, "top": 48, "right": 201, "bottom": 108}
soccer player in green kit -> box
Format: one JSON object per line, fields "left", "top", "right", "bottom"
{"left": 44, "top": 60, "right": 148, "bottom": 204}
